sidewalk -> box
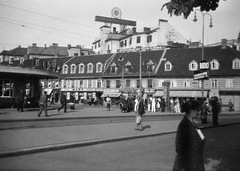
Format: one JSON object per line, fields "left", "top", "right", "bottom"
{"left": 0, "top": 104, "right": 239, "bottom": 158}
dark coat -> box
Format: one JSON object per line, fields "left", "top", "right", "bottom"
{"left": 173, "top": 116, "right": 205, "bottom": 171}
{"left": 138, "top": 99, "right": 145, "bottom": 116}
{"left": 60, "top": 93, "right": 67, "bottom": 103}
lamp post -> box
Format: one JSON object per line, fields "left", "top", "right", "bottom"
{"left": 193, "top": 9, "right": 213, "bottom": 100}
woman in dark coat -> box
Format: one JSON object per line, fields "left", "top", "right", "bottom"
{"left": 173, "top": 99, "right": 205, "bottom": 171}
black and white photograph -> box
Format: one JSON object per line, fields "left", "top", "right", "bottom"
{"left": 0, "top": 0, "right": 240, "bottom": 170}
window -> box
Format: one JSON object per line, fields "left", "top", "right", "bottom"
{"left": 96, "top": 63, "right": 102, "bottom": 73}
{"left": 211, "top": 79, "right": 218, "bottom": 88}
{"left": 125, "top": 66, "right": 132, "bottom": 73}
{"left": 79, "top": 64, "right": 84, "bottom": 73}
{"left": 129, "top": 38, "right": 132, "bottom": 45}
{"left": 120, "top": 41, "right": 123, "bottom": 47}
{"left": 226, "top": 79, "right": 233, "bottom": 88}
{"left": 210, "top": 59, "right": 219, "bottom": 70}
{"left": 126, "top": 80, "right": 130, "bottom": 87}
{"left": 97, "top": 80, "right": 102, "bottom": 88}
{"left": 98, "top": 42, "right": 100, "bottom": 47}
{"left": 87, "top": 63, "right": 93, "bottom": 73}
{"left": 70, "top": 64, "right": 76, "bottom": 74}
{"left": 95, "top": 44, "right": 97, "bottom": 49}
{"left": 170, "top": 80, "right": 177, "bottom": 88}
{"left": 79, "top": 80, "right": 83, "bottom": 88}
{"left": 232, "top": 58, "right": 240, "bottom": 69}
{"left": 116, "top": 80, "right": 121, "bottom": 88}
{"left": 147, "top": 35, "right": 152, "bottom": 42}
{"left": 48, "top": 80, "right": 52, "bottom": 88}
{"left": 88, "top": 80, "right": 92, "bottom": 88}
{"left": 137, "top": 80, "right": 140, "bottom": 88}
{"left": 61, "top": 80, "right": 66, "bottom": 88}
{"left": 165, "top": 61, "right": 172, "bottom": 71}
{"left": 183, "top": 80, "right": 191, "bottom": 88}
{"left": 0, "top": 79, "right": 14, "bottom": 97}
{"left": 110, "top": 66, "right": 117, "bottom": 73}
{"left": 124, "top": 40, "right": 127, "bottom": 46}
{"left": 55, "top": 81, "right": 59, "bottom": 88}
{"left": 189, "top": 60, "right": 198, "bottom": 71}
{"left": 148, "top": 79, "right": 153, "bottom": 88}
{"left": 106, "top": 80, "right": 110, "bottom": 88}
{"left": 158, "top": 80, "right": 164, "bottom": 88}
{"left": 62, "top": 64, "right": 68, "bottom": 74}
{"left": 137, "top": 36, "right": 141, "bottom": 43}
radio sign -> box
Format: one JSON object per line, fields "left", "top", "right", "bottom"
{"left": 199, "top": 60, "right": 209, "bottom": 71}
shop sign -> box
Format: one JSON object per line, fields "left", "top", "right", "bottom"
{"left": 194, "top": 70, "right": 208, "bottom": 80}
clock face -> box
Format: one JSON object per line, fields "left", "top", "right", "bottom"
{"left": 111, "top": 7, "right": 122, "bottom": 19}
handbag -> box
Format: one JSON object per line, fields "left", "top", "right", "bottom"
{"left": 136, "top": 116, "right": 141, "bottom": 124}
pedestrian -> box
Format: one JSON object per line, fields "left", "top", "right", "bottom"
{"left": 160, "top": 97, "right": 166, "bottom": 112}
{"left": 210, "top": 96, "right": 219, "bottom": 126}
{"left": 173, "top": 99, "right": 205, "bottom": 171}
{"left": 135, "top": 94, "right": 145, "bottom": 131}
{"left": 37, "top": 91, "right": 49, "bottom": 117}
{"left": 174, "top": 97, "right": 181, "bottom": 113}
{"left": 16, "top": 89, "right": 25, "bottom": 112}
{"left": 170, "top": 98, "right": 174, "bottom": 113}
{"left": 70, "top": 93, "right": 75, "bottom": 110}
{"left": 228, "top": 99, "right": 234, "bottom": 112}
{"left": 134, "top": 96, "right": 139, "bottom": 113}
{"left": 50, "top": 92, "right": 55, "bottom": 105}
{"left": 151, "top": 97, "right": 156, "bottom": 112}
{"left": 200, "top": 100, "right": 210, "bottom": 124}
{"left": 58, "top": 92, "right": 67, "bottom": 113}
{"left": 106, "top": 95, "right": 111, "bottom": 111}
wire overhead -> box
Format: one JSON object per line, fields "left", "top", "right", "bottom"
{"left": 0, "top": 3, "right": 98, "bottom": 30}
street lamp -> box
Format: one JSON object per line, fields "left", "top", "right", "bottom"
{"left": 136, "top": 46, "right": 142, "bottom": 95}
{"left": 193, "top": 9, "right": 213, "bottom": 100}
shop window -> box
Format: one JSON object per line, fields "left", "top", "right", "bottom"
{"left": 48, "top": 80, "right": 52, "bottom": 88}
{"left": 55, "top": 81, "right": 59, "bottom": 88}
{"left": 0, "top": 79, "right": 14, "bottom": 97}
{"left": 25, "top": 81, "right": 33, "bottom": 97}
{"left": 137, "top": 80, "right": 140, "bottom": 88}
{"left": 126, "top": 80, "right": 130, "bottom": 87}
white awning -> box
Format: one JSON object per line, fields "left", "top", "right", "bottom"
{"left": 44, "top": 89, "right": 53, "bottom": 95}
{"left": 101, "top": 93, "right": 121, "bottom": 98}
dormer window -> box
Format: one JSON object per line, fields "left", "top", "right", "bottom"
{"left": 232, "top": 58, "right": 240, "bottom": 69}
{"left": 189, "top": 60, "right": 198, "bottom": 71}
{"left": 62, "top": 64, "right": 68, "bottom": 74}
{"left": 125, "top": 61, "right": 133, "bottom": 73}
{"left": 165, "top": 61, "right": 172, "bottom": 71}
{"left": 210, "top": 59, "right": 219, "bottom": 70}
{"left": 110, "top": 62, "right": 118, "bottom": 73}
{"left": 87, "top": 63, "right": 93, "bottom": 73}
{"left": 96, "top": 62, "right": 102, "bottom": 73}
{"left": 79, "top": 64, "right": 84, "bottom": 73}
{"left": 70, "top": 64, "right": 76, "bottom": 74}
{"left": 147, "top": 60, "right": 155, "bottom": 72}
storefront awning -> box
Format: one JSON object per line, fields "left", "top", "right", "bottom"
{"left": 101, "top": 93, "right": 121, "bottom": 98}
{"left": 153, "top": 90, "right": 208, "bottom": 98}
{"left": 44, "top": 88, "right": 53, "bottom": 95}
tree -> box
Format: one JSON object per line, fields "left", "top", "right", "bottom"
{"left": 161, "top": 0, "right": 220, "bottom": 19}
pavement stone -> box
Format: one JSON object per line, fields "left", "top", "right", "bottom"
{"left": 0, "top": 103, "right": 239, "bottom": 158}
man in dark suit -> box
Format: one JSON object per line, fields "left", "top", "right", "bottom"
{"left": 58, "top": 92, "right": 67, "bottom": 113}
{"left": 135, "top": 94, "right": 145, "bottom": 131}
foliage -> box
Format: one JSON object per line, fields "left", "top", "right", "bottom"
{"left": 161, "top": 0, "right": 220, "bottom": 19}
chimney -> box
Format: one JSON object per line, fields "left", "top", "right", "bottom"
{"left": 67, "top": 44, "right": 71, "bottom": 48}
{"left": 144, "top": 27, "right": 150, "bottom": 32}
{"left": 18, "top": 45, "right": 21, "bottom": 48}
{"left": 221, "top": 39, "right": 227, "bottom": 49}
{"left": 32, "top": 43, "right": 37, "bottom": 47}
{"left": 132, "top": 27, "right": 136, "bottom": 33}
{"left": 52, "top": 43, "right": 58, "bottom": 47}
{"left": 159, "top": 19, "right": 168, "bottom": 25}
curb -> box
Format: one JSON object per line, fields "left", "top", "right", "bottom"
{"left": 0, "top": 122, "right": 240, "bottom": 158}
{"left": 0, "top": 130, "right": 177, "bottom": 158}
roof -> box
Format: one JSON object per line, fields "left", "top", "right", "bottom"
{"left": 61, "top": 54, "right": 114, "bottom": 78}
{"left": 39, "top": 45, "right": 68, "bottom": 56}
{"left": 0, "top": 47, "right": 27, "bottom": 56}
{"left": 106, "top": 34, "right": 125, "bottom": 42}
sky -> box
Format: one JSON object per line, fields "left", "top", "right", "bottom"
{"left": 0, "top": 0, "right": 239, "bottom": 51}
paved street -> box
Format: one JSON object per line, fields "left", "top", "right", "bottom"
{"left": 0, "top": 124, "right": 239, "bottom": 171}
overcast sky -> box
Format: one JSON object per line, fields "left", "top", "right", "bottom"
{"left": 0, "top": 0, "right": 239, "bottom": 50}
